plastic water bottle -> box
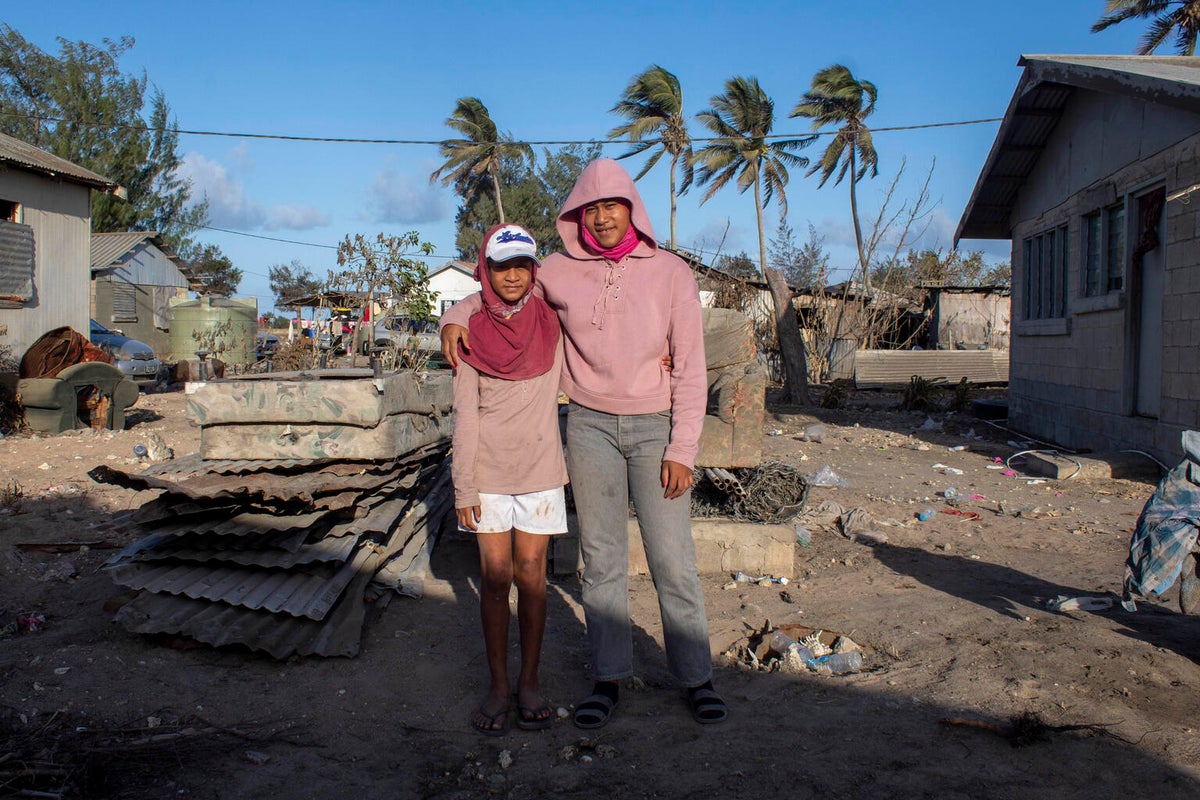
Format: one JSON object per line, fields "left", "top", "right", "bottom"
{"left": 769, "top": 631, "right": 814, "bottom": 661}
{"left": 808, "top": 651, "right": 864, "bottom": 674}
{"left": 917, "top": 508, "right": 936, "bottom": 522}
{"left": 942, "top": 487, "right": 957, "bottom": 499}
{"left": 769, "top": 631, "right": 863, "bottom": 674}
{"left": 133, "top": 444, "right": 148, "bottom": 459}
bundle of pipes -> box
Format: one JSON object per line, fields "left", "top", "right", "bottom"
{"left": 704, "top": 467, "right": 747, "bottom": 498}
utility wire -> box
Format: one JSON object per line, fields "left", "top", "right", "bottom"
{"left": 0, "top": 110, "right": 1003, "bottom": 146}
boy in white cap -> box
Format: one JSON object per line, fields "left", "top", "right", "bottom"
{"left": 452, "top": 223, "right": 567, "bottom": 735}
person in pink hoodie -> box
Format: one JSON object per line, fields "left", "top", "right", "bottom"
{"left": 441, "top": 158, "right": 727, "bottom": 727}
{"left": 452, "top": 224, "right": 567, "bottom": 736}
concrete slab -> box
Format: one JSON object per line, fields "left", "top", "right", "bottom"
{"left": 550, "top": 515, "right": 793, "bottom": 579}
{"left": 1022, "top": 450, "right": 1163, "bottom": 482}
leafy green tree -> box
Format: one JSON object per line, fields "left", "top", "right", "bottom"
{"left": 790, "top": 64, "right": 879, "bottom": 291}
{"left": 430, "top": 97, "right": 533, "bottom": 224}
{"left": 769, "top": 218, "right": 829, "bottom": 288}
{"left": 608, "top": 65, "right": 693, "bottom": 248}
{"left": 186, "top": 244, "right": 242, "bottom": 297}
{"left": 331, "top": 232, "right": 436, "bottom": 353}
{"left": 693, "top": 76, "right": 816, "bottom": 404}
{"left": 0, "top": 25, "right": 207, "bottom": 255}
{"left": 1092, "top": 0, "right": 1200, "bottom": 55}
{"left": 268, "top": 259, "right": 324, "bottom": 315}
{"left": 454, "top": 143, "right": 600, "bottom": 260}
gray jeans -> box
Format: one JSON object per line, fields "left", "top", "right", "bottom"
{"left": 566, "top": 404, "right": 713, "bottom": 687}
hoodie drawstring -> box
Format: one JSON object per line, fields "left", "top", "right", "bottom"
{"left": 591, "top": 258, "right": 626, "bottom": 330}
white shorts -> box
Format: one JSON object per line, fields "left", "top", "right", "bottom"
{"left": 464, "top": 487, "right": 568, "bottom": 535}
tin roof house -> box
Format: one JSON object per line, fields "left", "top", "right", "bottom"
{"left": 0, "top": 131, "right": 120, "bottom": 363}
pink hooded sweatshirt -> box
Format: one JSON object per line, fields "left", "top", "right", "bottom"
{"left": 443, "top": 158, "right": 707, "bottom": 468}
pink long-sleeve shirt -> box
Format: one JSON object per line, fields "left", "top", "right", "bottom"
{"left": 451, "top": 339, "right": 567, "bottom": 509}
{"left": 443, "top": 158, "right": 707, "bottom": 469}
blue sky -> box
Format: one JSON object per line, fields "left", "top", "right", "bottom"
{"left": 6, "top": 1, "right": 1145, "bottom": 313}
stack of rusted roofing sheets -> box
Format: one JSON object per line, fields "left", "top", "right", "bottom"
{"left": 93, "top": 369, "right": 455, "bottom": 658}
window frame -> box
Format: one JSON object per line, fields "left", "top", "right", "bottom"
{"left": 1082, "top": 201, "right": 1126, "bottom": 298}
{"left": 1021, "top": 222, "right": 1069, "bottom": 321}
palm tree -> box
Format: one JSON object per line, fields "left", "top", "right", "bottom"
{"left": 607, "top": 65, "right": 693, "bottom": 249}
{"left": 693, "top": 76, "right": 816, "bottom": 405}
{"left": 430, "top": 97, "right": 532, "bottom": 223}
{"left": 790, "top": 64, "right": 879, "bottom": 291}
{"left": 1091, "top": 0, "right": 1200, "bottom": 55}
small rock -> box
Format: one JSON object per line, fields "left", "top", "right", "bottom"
{"left": 498, "top": 750, "right": 513, "bottom": 769}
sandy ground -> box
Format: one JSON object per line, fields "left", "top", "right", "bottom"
{"left": 2, "top": 386, "right": 1199, "bottom": 799}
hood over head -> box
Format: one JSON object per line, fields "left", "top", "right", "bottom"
{"left": 459, "top": 223, "right": 559, "bottom": 381}
{"left": 557, "top": 158, "right": 657, "bottom": 259}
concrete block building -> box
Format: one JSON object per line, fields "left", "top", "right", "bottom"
{"left": 957, "top": 55, "right": 1200, "bottom": 463}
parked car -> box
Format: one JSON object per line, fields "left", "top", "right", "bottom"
{"left": 88, "top": 319, "right": 162, "bottom": 388}
{"left": 362, "top": 316, "right": 439, "bottom": 356}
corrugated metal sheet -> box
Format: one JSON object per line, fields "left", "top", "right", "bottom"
{"left": 91, "top": 232, "right": 188, "bottom": 287}
{"left": 854, "top": 349, "right": 1009, "bottom": 389}
{"left": 0, "top": 131, "right": 117, "bottom": 190}
{"left": 110, "top": 469, "right": 452, "bottom": 658}
{"left": 118, "top": 531, "right": 361, "bottom": 569}
{"left": 0, "top": 170, "right": 92, "bottom": 357}
{"left": 114, "top": 577, "right": 373, "bottom": 659}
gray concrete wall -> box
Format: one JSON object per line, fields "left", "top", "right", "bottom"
{"left": 1007, "top": 91, "right": 1200, "bottom": 464}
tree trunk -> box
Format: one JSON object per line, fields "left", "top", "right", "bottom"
{"left": 491, "top": 168, "right": 506, "bottom": 224}
{"left": 754, "top": 176, "right": 811, "bottom": 406}
{"left": 668, "top": 152, "right": 678, "bottom": 250}
{"left": 849, "top": 140, "right": 869, "bottom": 293}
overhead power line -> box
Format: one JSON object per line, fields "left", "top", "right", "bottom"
{"left": 0, "top": 111, "right": 1002, "bottom": 146}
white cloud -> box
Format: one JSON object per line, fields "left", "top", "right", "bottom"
{"left": 181, "top": 152, "right": 265, "bottom": 229}
{"left": 266, "top": 204, "right": 330, "bottom": 231}
{"left": 367, "top": 170, "right": 445, "bottom": 224}
{"left": 180, "top": 152, "right": 331, "bottom": 232}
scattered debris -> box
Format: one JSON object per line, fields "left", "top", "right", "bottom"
{"left": 1045, "top": 595, "right": 1115, "bottom": 612}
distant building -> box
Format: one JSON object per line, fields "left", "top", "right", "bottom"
{"left": 0, "top": 132, "right": 119, "bottom": 363}
{"left": 91, "top": 232, "right": 190, "bottom": 355}
{"left": 426, "top": 260, "right": 476, "bottom": 316}
{"left": 957, "top": 55, "right": 1200, "bottom": 462}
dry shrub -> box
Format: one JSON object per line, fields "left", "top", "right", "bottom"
{"left": 820, "top": 379, "right": 853, "bottom": 409}
{"left": 270, "top": 337, "right": 317, "bottom": 372}
{"left": 902, "top": 375, "right": 943, "bottom": 412}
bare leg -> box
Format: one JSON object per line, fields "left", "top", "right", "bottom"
{"left": 474, "top": 530, "right": 514, "bottom": 732}
{"left": 512, "top": 529, "right": 552, "bottom": 722}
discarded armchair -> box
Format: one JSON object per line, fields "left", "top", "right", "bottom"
{"left": 18, "top": 361, "right": 140, "bottom": 434}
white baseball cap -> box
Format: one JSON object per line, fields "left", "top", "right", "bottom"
{"left": 485, "top": 225, "right": 540, "bottom": 265}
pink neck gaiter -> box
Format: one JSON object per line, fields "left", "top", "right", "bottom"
{"left": 581, "top": 219, "right": 641, "bottom": 263}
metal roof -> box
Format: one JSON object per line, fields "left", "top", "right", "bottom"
{"left": 427, "top": 259, "right": 474, "bottom": 277}
{"left": 0, "top": 130, "right": 119, "bottom": 191}
{"left": 956, "top": 55, "right": 1200, "bottom": 242}
{"left": 91, "top": 231, "right": 186, "bottom": 272}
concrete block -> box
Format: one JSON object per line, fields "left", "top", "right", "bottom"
{"left": 1023, "top": 450, "right": 1161, "bottom": 482}
{"left": 550, "top": 515, "right": 794, "bottom": 579}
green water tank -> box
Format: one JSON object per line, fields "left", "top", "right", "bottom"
{"left": 168, "top": 296, "right": 258, "bottom": 365}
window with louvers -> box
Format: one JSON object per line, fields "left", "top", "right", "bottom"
{"left": 112, "top": 279, "right": 137, "bottom": 322}
{"left": 0, "top": 219, "right": 35, "bottom": 306}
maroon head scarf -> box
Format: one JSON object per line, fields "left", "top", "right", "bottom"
{"left": 458, "top": 224, "right": 559, "bottom": 380}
